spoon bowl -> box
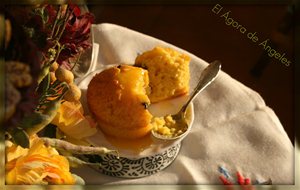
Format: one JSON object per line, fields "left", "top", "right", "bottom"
{"left": 151, "top": 60, "right": 222, "bottom": 141}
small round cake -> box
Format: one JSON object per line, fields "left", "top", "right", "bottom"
{"left": 135, "top": 46, "right": 190, "bottom": 103}
{"left": 87, "top": 65, "right": 152, "bottom": 139}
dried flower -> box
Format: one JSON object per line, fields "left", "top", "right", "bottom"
{"left": 5, "top": 4, "right": 98, "bottom": 185}
{"left": 24, "top": 4, "right": 94, "bottom": 68}
{"left": 58, "top": 7, "right": 94, "bottom": 68}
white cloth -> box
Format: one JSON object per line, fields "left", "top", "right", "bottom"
{"left": 72, "top": 23, "right": 294, "bottom": 185}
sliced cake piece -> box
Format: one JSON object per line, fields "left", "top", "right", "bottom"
{"left": 135, "top": 46, "right": 190, "bottom": 103}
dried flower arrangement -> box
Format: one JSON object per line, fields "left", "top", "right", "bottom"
{"left": 4, "top": 4, "right": 115, "bottom": 185}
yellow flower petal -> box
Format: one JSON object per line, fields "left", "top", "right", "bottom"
{"left": 5, "top": 167, "right": 17, "bottom": 184}
{"left": 52, "top": 101, "right": 85, "bottom": 127}
{"left": 5, "top": 140, "right": 28, "bottom": 162}
{"left": 52, "top": 101, "right": 97, "bottom": 139}
{"left": 5, "top": 136, "right": 76, "bottom": 185}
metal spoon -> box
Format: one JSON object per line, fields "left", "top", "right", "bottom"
{"left": 151, "top": 60, "right": 222, "bottom": 140}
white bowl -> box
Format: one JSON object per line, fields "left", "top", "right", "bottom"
{"left": 77, "top": 65, "right": 194, "bottom": 178}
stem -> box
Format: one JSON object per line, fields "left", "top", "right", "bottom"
{"left": 51, "top": 5, "right": 62, "bottom": 39}
{"left": 71, "top": 51, "right": 83, "bottom": 71}
{"left": 57, "top": 7, "right": 73, "bottom": 42}
{"left": 54, "top": 22, "right": 63, "bottom": 39}
{"left": 41, "top": 137, "right": 119, "bottom": 156}
{"left": 54, "top": 44, "right": 64, "bottom": 63}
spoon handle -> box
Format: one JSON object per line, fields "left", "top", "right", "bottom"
{"left": 180, "top": 60, "right": 221, "bottom": 113}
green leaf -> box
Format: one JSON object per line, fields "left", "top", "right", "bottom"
{"left": 19, "top": 112, "right": 47, "bottom": 129}
{"left": 11, "top": 128, "right": 30, "bottom": 148}
{"left": 37, "top": 65, "right": 50, "bottom": 85}
{"left": 36, "top": 72, "right": 50, "bottom": 95}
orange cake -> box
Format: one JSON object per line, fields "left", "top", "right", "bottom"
{"left": 87, "top": 65, "right": 152, "bottom": 139}
{"left": 135, "top": 46, "right": 190, "bottom": 103}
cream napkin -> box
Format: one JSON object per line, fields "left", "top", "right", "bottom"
{"left": 72, "top": 23, "right": 294, "bottom": 185}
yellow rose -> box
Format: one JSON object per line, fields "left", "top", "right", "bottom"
{"left": 5, "top": 135, "right": 75, "bottom": 185}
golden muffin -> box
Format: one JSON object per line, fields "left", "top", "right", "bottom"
{"left": 87, "top": 65, "right": 152, "bottom": 139}
{"left": 135, "top": 46, "right": 190, "bottom": 103}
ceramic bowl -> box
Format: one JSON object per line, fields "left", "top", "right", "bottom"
{"left": 76, "top": 65, "right": 194, "bottom": 178}
{"left": 81, "top": 142, "right": 181, "bottom": 178}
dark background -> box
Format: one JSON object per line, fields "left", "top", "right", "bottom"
{"left": 88, "top": 4, "right": 295, "bottom": 143}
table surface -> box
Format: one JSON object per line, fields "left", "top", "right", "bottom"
{"left": 88, "top": 4, "right": 295, "bottom": 143}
